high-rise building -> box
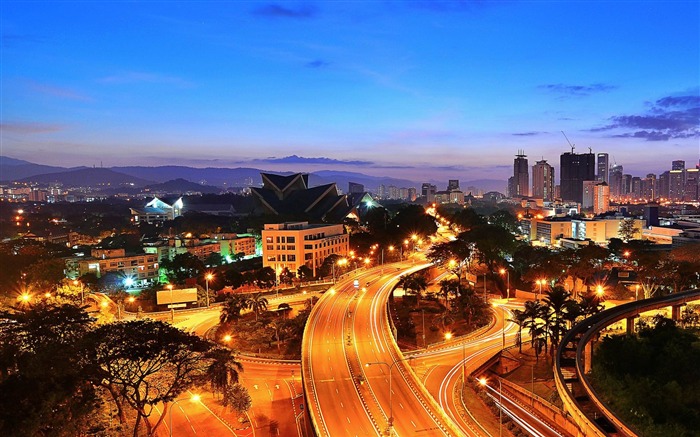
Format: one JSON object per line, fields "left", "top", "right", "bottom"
{"left": 597, "top": 153, "right": 609, "bottom": 183}
{"left": 684, "top": 168, "right": 699, "bottom": 201}
{"left": 532, "top": 159, "right": 554, "bottom": 201}
{"left": 509, "top": 150, "right": 529, "bottom": 197}
{"left": 421, "top": 183, "right": 436, "bottom": 203}
{"left": 672, "top": 160, "right": 686, "bottom": 171}
{"left": 609, "top": 164, "right": 623, "bottom": 199}
{"left": 621, "top": 174, "right": 632, "bottom": 198}
{"left": 593, "top": 182, "right": 610, "bottom": 214}
{"left": 582, "top": 180, "right": 597, "bottom": 209}
{"left": 631, "top": 176, "right": 642, "bottom": 199}
{"left": 447, "top": 180, "right": 460, "bottom": 191}
{"left": 658, "top": 171, "right": 670, "bottom": 199}
{"left": 560, "top": 151, "right": 595, "bottom": 203}
{"left": 643, "top": 174, "right": 657, "bottom": 200}
{"left": 669, "top": 169, "right": 685, "bottom": 200}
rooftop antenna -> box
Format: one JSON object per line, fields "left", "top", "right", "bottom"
{"left": 561, "top": 131, "right": 575, "bottom": 153}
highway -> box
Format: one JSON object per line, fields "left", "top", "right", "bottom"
{"left": 303, "top": 263, "right": 463, "bottom": 436}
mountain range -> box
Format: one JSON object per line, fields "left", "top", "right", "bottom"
{"left": 0, "top": 156, "right": 506, "bottom": 194}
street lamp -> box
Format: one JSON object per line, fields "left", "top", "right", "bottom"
{"left": 535, "top": 279, "right": 545, "bottom": 301}
{"left": 167, "top": 284, "right": 174, "bottom": 322}
{"left": 73, "top": 279, "right": 84, "bottom": 305}
{"left": 365, "top": 357, "right": 414, "bottom": 434}
{"left": 635, "top": 284, "right": 640, "bottom": 301}
{"left": 169, "top": 394, "right": 201, "bottom": 437}
{"left": 205, "top": 272, "right": 214, "bottom": 308}
{"left": 478, "top": 377, "right": 503, "bottom": 437}
{"left": 499, "top": 268, "right": 510, "bottom": 300}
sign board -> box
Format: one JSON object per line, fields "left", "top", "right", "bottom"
{"left": 157, "top": 288, "right": 197, "bottom": 305}
{"left": 167, "top": 303, "right": 187, "bottom": 309}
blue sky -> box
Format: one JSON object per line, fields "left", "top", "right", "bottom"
{"left": 1, "top": 1, "right": 699, "bottom": 182}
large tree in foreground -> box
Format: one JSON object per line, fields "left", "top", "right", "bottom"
{"left": 84, "top": 320, "right": 233, "bottom": 437}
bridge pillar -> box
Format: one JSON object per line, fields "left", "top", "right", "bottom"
{"left": 671, "top": 304, "right": 683, "bottom": 321}
{"left": 626, "top": 316, "right": 637, "bottom": 335}
{"left": 584, "top": 341, "right": 592, "bottom": 374}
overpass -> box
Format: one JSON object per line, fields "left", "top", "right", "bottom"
{"left": 554, "top": 289, "right": 700, "bottom": 437}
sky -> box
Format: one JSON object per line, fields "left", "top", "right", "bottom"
{"left": 1, "top": 1, "right": 699, "bottom": 184}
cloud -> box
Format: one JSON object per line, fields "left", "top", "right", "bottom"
{"left": 512, "top": 131, "right": 547, "bottom": 136}
{"left": 249, "top": 155, "right": 373, "bottom": 166}
{"left": 590, "top": 94, "right": 699, "bottom": 141}
{"left": 539, "top": 83, "right": 617, "bottom": 97}
{"left": 407, "top": 0, "right": 493, "bottom": 12}
{"left": 0, "top": 122, "right": 65, "bottom": 135}
{"left": 99, "top": 71, "right": 193, "bottom": 87}
{"left": 26, "top": 80, "right": 92, "bottom": 101}
{"left": 252, "top": 4, "right": 317, "bottom": 19}
{"left": 306, "top": 59, "right": 330, "bottom": 68}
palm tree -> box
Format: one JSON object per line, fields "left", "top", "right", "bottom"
{"left": 246, "top": 293, "right": 269, "bottom": 321}
{"left": 542, "top": 286, "right": 572, "bottom": 350}
{"left": 220, "top": 294, "right": 246, "bottom": 325}
{"left": 202, "top": 346, "right": 244, "bottom": 397}
{"left": 439, "top": 278, "right": 459, "bottom": 309}
{"left": 509, "top": 309, "right": 528, "bottom": 353}
{"left": 523, "top": 300, "right": 544, "bottom": 348}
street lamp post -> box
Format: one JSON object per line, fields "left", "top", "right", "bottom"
{"left": 479, "top": 377, "right": 503, "bottom": 437}
{"left": 205, "top": 273, "right": 214, "bottom": 308}
{"left": 365, "top": 357, "right": 414, "bottom": 435}
{"left": 73, "top": 280, "right": 84, "bottom": 305}
{"left": 167, "top": 284, "right": 174, "bottom": 322}
{"left": 168, "top": 394, "right": 201, "bottom": 437}
{"left": 635, "top": 284, "right": 640, "bottom": 301}
{"left": 499, "top": 268, "right": 510, "bottom": 300}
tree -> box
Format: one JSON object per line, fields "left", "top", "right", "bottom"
{"left": 200, "top": 347, "right": 243, "bottom": 397}
{"left": 223, "top": 383, "right": 252, "bottom": 416}
{"left": 245, "top": 293, "right": 269, "bottom": 322}
{"left": 618, "top": 218, "right": 637, "bottom": 242}
{"left": 254, "top": 267, "right": 276, "bottom": 288}
{"left": 83, "top": 320, "right": 216, "bottom": 437}
{"left": 297, "top": 265, "right": 313, "bottom": 281}
{"left": 460, "top": 224, "right": 516, "bottom": 269}
{"left": 455, "top": 286, "right": 489, "bottom": 329}
{"left": 438, "top": 278, "right": 460, "bottom": 308}
{"left": 509, "top": 309, "right": 528, "bottom": 353}
{"left": 204, "top": 252, "right": 223, "bottom": 267}
{"left": 0, "top": 303, "right": 97, "bottom": 436}
{"left": 160, "top": 252, "right": 205, "bottom": 284}
{"left": 24, "top": 258, "right": 67, "bottom": 292}
{"left": 196, "top": 284, "right": 216, "bottom": 307}
{"left": 397, "top": 272, "right": 428, "bottom": 303}
{"left": 277, "top": 302, "right": 292, "bottom": 319}
{"left": 224, "top": 268, "right": 244, "bottom": 289}
{"left": 220, "top": 295, "right": 246, "bottom": 325}
{"left": 542, "top": 286, "right": 573, "bottom": 350}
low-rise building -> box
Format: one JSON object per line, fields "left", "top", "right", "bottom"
{"left": 262, "top": 221, "right": 349, "bottom": 277}
{"left": 66, "top": 247, "right": 159, "bottom": 286}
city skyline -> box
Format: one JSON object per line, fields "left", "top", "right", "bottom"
{"left": 2, "top": 1, "right": 699, "bottom": 181}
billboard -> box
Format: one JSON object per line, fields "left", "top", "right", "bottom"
{"left": 157, "top": 288, "right": 198, "bottom": 305}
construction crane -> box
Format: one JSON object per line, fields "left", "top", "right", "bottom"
{"left": 561, "top": 131, "right": 575, "bottom": 153}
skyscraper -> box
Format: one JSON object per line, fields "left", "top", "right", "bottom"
{"left": 669, "top": 169, "right": 684, "bottom": 200}
{"left": 532, "top": 159, "right": 554, "bottom": 201}
{"left": 672, "top": 160, "right": 686, "bottom": 171}
{"left": 447, "top": 180, "right": 460, "bottom": 191}
{"left": 658, "top": 171, "right": 670, "bottom": 199}
{"left": 593, "top": 182, "right": 610, "bottom": 214}
{"left": 597, "top": 153, "right": 609, "bottom": 183}
{"left": 609, "top": 164, "right": 623, "bottom": 199}
{"left": 560, "top": 151, "right": 595, "bottom": 203}
{"left": 509, "top": 150, "right": 529, "bottom": 197}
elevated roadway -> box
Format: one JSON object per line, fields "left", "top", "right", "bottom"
{"left": 555, "top": 289, "right": 700, "bottom": 437}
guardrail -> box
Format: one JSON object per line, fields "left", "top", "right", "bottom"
{"left": 554, "top": 289, "right": 700, "bottom": 437}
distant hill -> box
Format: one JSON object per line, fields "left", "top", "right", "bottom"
{"left": 2, "top": 156, "right": 506, "bottom": 194}
{"left": 19, "top": 167, "right": 154, "bottom": 188}
{"left": 0, "top": 156, "right": 81, "bottom": 182}
{"left": 144, "top": 178, "right": 222, "bottom": 194}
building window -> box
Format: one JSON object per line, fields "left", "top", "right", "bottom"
{"left": 305, "top": 244, "right": 312, "bottom": 249}
{"left": 287, "top": 236, "right": 295, "bottom": 243}
{"left": 266, "top": 237, "right": 273, "bottom": 243}
{"left": 267, "top": 256, "right": 276, "bottom": 261}
{"left": 288, "top": 255, "right": 296, "bottom": 261}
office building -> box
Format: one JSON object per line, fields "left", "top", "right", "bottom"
{"left": 421, "top": 183, "right": 437, "bottom": 203}
{"left": 447, "top": 180, "right": 460, "bottom": 191}
{"left": 658, "top": 171, "right": 670, "bottom": 199}
{"left": 532, "top": 159, "right": 554, "bottom": 201}
{"left": 597, "top": 153, "right": 609, "bottom": 183}
{"left": 509, "top": 150, "right": 529, "bottom": 197}
{"left": 684, "top": 168, "right": 699, "bottom": 201}
{"left": 593, "top": 182, "right": 610, "bottom": 214}
{"left": 669, "top": 169, "right": 685, "bottom": 201}
{"left": 672, "top": 160, "right": 686, "bottom": 171}
{"left": 560, "top": 151, "right": 595, "bottom": 203}
{"left": 609, "top": 164, "right": 623, "bottom": 198}
{"left": 643, "top": 174, "right": 657, "bottom": 200}
{"left": 262, "top": 222, "right": 349, "bottom": 277}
